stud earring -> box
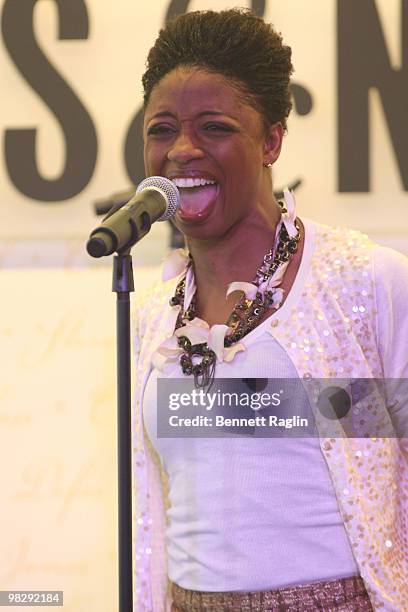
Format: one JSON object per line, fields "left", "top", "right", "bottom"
{"left": 263, "top": 162, "right": 273, "bottom": 168}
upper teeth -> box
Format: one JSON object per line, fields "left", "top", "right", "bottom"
{"left": 171, "top": 178, "right": 216, "bottom": 188}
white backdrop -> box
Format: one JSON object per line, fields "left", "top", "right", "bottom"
{"left": 1, "top": 266, "right": 160, "bottom": 611}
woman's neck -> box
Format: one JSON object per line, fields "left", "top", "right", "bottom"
{"left": 185, "top": 202, "right": 282, "bottom": 322}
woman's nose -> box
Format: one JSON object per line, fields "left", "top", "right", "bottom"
{"left": 167, "top": 128, "right": 205, "bottom": 164}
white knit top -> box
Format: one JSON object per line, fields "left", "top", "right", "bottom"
{"left": 143, "top": 317, "right": 359, "bottom": 591}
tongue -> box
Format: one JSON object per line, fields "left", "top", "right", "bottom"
{"left": 179, "top": 185, "right": 218, "bottom": 215}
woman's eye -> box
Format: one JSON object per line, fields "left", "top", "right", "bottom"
{"left": 147, "top": 125, "right": 174, "bottom": 135}
{"left": 203, "top": 123, "right": 233, "bottom": 132}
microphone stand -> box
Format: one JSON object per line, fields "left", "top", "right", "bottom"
{"left": 112, "top": 251, "right": 134, "bottom": 612}
{"left": 87, "top": 177, "right": 180, "bottom": 610}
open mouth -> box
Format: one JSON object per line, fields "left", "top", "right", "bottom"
{"left": 171, "top": 178, "right": 219, "bottom": 221}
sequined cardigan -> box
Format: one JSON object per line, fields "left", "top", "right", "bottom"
{"left": 132, "top": 219, "right": 408, "bottom": 611}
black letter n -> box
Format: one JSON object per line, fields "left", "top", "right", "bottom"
{"left": 338, "top": 0, "right": 408, "bottom": 192}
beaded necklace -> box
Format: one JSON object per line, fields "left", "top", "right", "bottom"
{"left": 169, "top": 201, "right": 300, "bottom": 388}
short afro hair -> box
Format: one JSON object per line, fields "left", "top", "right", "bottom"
{"left": 142, "top": 8, "right": 294, "bottom": 132}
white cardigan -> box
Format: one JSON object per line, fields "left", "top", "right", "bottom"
{"left": 131, "top": 218, "right": 408, "bottom": 611}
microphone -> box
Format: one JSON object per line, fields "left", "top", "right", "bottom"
{"left": 86, "top": 176, "right": 180, "bottom": 258}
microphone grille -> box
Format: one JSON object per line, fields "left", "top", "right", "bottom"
{"left": 136, "top": 176, "right": 180, "bottom": 221}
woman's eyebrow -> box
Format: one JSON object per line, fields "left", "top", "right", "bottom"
{"left": 147, "top": 110, "right": 239, "bottom": 121}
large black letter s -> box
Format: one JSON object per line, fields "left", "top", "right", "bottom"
{"left": 2, "top": 0, "right": 97, "bottom": 201}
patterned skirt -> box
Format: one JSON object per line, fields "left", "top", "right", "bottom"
{"left": 170, "top": 575, "right": 373, "bottom": 611}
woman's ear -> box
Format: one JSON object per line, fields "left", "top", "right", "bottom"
{"left": 263, "top": 122, "right": 284, "bottom": 167}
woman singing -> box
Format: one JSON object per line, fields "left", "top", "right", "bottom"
{"left": 132, "top": 9, "right": 408, "bottom": 611}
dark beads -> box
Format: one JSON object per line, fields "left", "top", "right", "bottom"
{"left": 265, "top": 291, "right": 274, "bottom": 305}
{"left": 288, "top": 240, "right": 298, "bottom": 253}
{"left": 178, "top": 336, "right": 191, "bottom": 350}
{"left": 179, "top": 346, "right": 215, "bottom": 381}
